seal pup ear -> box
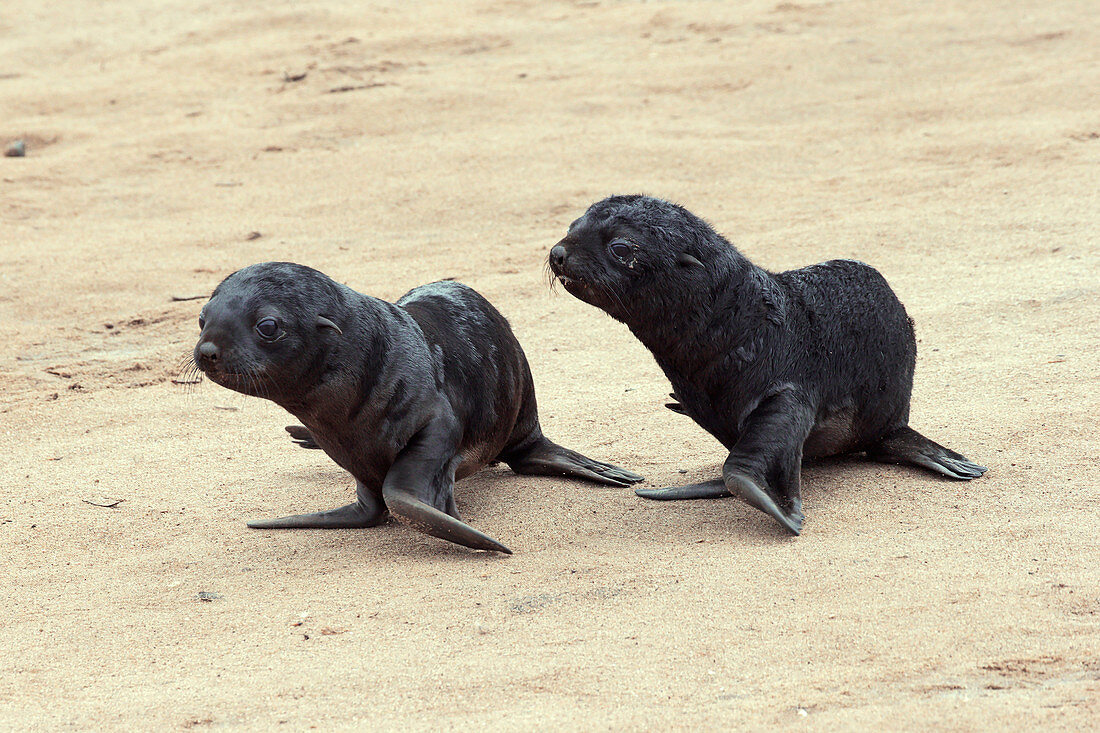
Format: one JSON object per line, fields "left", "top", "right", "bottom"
{"left": 677, "top": 253, "right": 705, "bottom": 269}
{"left": 316, "top": 315, "right": 342, "bottom": 335}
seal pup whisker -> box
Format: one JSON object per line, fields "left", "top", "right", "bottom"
{"left": 243, "top": 364, "right": 264, "bottom": 402}
{"left": 604, "top": 279, "right": 632, "bottom": 319}
{"left": 549, "top": 195, "right": 987, "bottom": 536}
{"left": 172, "top": 353, "right": 204, "bottom": 392}
{"left": 173, "top": 351, "right": 197, "bottom": 378}
{"left": 544, "top": 260, "right": 558, "bottom": 293}
{"left": 194, "top": 262, "right": 644, "bottom": 555}
{"left": 249, "top": 363, "right": 274, "bottom": 402}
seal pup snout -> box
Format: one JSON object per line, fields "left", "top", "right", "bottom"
{"left": 197, "top": 340, "right": 220, "bottom": 366}
{"left": 193, "top": 336, "right": 269, "bottom": 396}
{"left": 194, "top": 335, "right": 234, "bottom": 379}
{"left": 549, "top": 243, "right": 569, "bottom": 269}
{"left": 548, "top": 234, "right": 650, "bottom": 322}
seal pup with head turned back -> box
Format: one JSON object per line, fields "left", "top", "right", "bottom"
{"left": 193, "top": 262, "right": 643, "bottom": 554}
{"left": 548, "top": 195, "right": 986, "bottom": 535}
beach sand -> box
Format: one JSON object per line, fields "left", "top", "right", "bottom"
{"left": 1, "top": 0, "right": 1097, "bottom": 728}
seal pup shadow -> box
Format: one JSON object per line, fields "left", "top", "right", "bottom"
{"left": 548, "top": 195, "right": 986, "bottom": 536}
{"left": 194, "top": 262, "right": 642, "bottom": 554}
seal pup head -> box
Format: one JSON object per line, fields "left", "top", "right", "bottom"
{"left": 194, "top": 262, "right": 345, "bottom": 403}
{"left": 547, "top": 195, "right": 732, "bottom": 326}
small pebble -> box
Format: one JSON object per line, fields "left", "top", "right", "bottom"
{"left": 197, "top": 591, "right": 222, "bottom": 602}
{"left": 4, "top": 140, "right": 26, "bottom": 157}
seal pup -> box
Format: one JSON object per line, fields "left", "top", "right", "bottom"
{"left": 194, "top": 262, "right": 643, "bottom": 554}
{"left": 548, "top": 195, "right": 986, "bottom": 535}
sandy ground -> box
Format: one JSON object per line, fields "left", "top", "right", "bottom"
{"left": 2, "top": 0, "right": 1098, "bottom": 729}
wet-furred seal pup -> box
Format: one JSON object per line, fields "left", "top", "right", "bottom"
{"left": 193, "top": 262, "right": 643, "bottom": 554}
{"left": 548, "top": 195, "right": 986, "bottom": 535}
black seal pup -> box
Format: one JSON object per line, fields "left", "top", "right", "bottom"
{"left": 193, "top": 262, "right": 643, "bottom": 554}
{"left": 548, "top": 195, "right": 986, "bottom": 535}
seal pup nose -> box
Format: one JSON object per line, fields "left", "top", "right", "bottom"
{"left": 198, "top": 340, "right": 219, "bottom": 365}
{"left": 550, "top": 244, "right": 568, "bottom": 269}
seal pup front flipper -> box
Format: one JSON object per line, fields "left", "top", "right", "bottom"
{"left": 285, "top": 425, "right": 320, "bottom": 449}
{"left": 636, "top": 470, "right": 801, "bottom": 535}
{"left": 665, "top": 392, "right": 688, "bottom": 415}
{"left": 503, "top": 435, "right": 644, "bottom": 487}
{"left": 638, "top": 388, "right": 811, "bottom": 535}
{"left": 865, "top": 426, "right": 988, "bottom": 480}
{"left": 719, "top": 388, "right": 814, "bottom": 535}
{"left": 247, "top": 480, "right": 387, "bottom": 529}
{"left": 382, "top": 423, "right": 512, "bottom": 555}
{"left": 635, "top": 479, "right": 732, "bottom": 500}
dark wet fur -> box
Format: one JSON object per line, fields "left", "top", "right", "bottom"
{"left": 548, "top": 195, "right": 986, "bottom": 535}
{"left": 194, "top": 262, "right": 642, "bottom": 554}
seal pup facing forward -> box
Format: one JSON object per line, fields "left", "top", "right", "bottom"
{"left": 548, "top": 195, "right": 986, "bottom": 535}
{"left": 194, "top": 262, "right": 643, "bottom": 554}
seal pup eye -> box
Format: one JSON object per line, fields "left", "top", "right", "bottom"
{"left": 198, "top": 314, "right": 206, "bottom": 330}
{"left": 255, "top": 317, "right": 280, "bottom": 340}
{"left": 608, "top": 239, "right": 633, "bottom": 263}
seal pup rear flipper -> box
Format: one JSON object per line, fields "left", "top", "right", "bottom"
{"left": 866, "top": 426, "right": 987, "bottom": 480}
{"left": 503, "top": 436, "right": 644, "bottom": 487}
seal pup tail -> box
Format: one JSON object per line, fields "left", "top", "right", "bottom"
{"left": 382, "top": 486, "right": 512, "bottom": 554}
{"left": 866, "top": 426, "right": 987, "bottom": 480}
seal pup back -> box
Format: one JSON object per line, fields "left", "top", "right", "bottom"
{"left": 548, "top": 195, "right": 985, "bottom": 535}
{"left": 193, "top": 262, "right": 642, "bottom": 554}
